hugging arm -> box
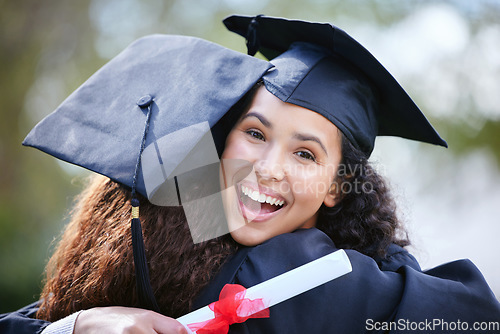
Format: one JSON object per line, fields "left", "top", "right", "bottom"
{"left": 0, "top": 303, "right": 187, "bottom": 334}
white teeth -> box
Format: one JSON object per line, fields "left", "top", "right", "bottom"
{"left": 258, "top": 193, "right": 266, "bottom": 203}
{"left": 240, "top": 186, "right": 284, "bottom": 207}
{"left": 250, "top": 191, "right": 260, "bottom": 201}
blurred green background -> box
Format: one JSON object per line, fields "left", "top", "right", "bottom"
{"left": 1, "top": 0, "right": 499, "bottom": 313}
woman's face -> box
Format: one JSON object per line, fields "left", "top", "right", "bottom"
{"left": 221, "top": 86, "right": 342, "bottom": 246}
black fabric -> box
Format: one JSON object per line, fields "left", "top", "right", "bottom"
{"left": 22, "top": 34, "right": 272, "bottom": 199}
{"left": 0, "top": 302, "right": 49, "bottom": 334}
{"left": 131, "top": 217, "right": 160, "bottom": 312}
{"left": 193, "top": 228, "right": 500, "bottom": 333}
{"left": 224, "top": 15, "right": 448, "bottom": 156}
{"left": 2, "top": 229, "right": 499, "bottom": 333}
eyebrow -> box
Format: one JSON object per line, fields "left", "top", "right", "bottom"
{"left": 240, "top": 112, "right": 272, "bottom": 128}
{"left": 293, "top": 133, "right": 329, "bottom": 156}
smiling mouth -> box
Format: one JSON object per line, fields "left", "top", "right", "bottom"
{"left": 238, "top": 185, "right": 286, "bottom": 220}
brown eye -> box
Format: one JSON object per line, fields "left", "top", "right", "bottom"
{"left": 295, "top": 150, "right": 316, "bottom": 162}
{"left": 246, "top": 129, "right": 265, "bottom": 141}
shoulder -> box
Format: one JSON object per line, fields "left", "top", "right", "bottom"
{"left": 193, "top": 228, "right": 337, "bottom": 306}
{"left": 374, "top": 243, "right": 421, "bottom": 272}
{"left": 199, "top": 228, "right": 337, "bottom": 294}
{"left": 245, "top": 228, "right": 336, "bottom": 273}
{"left": 245, "top": 229, "right": 421, "bottom": 279}
{"left": 235, "top": 229, "right": 340, "bottom": 287}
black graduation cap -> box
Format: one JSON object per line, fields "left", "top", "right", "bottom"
{"left": 24, "top": 34, "right": 271, "bottom": 198}
{"left": 223, "top": 15, "right": 448, "bottom": 156}
{"left": 23, "top": 34, "right": 272, "bottom": 311}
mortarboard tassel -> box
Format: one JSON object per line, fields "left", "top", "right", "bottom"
{"left": 131, "top": 198, "right": 160, "bottom": 311}
{"left": 130, "top": 95, "right": 160, "bottom": 312}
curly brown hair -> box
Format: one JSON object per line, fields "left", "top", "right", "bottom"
{"left": 36, "top": 175, "right": 238, "bottom": 321}
{"left": 317, "top": 135, "right": 409, "bottom": 257}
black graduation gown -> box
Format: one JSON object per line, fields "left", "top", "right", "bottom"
{"left": 192, "top": 228, "right": 500, "bottom": 333}
{"left": 0, "top": 302, "right": 49, "bottom": 334}
{"left": 2, "top": 228, "right": 499, "bottom": 333}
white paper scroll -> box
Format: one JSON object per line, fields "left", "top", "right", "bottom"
{"left": 177, "top": 249, "right": 352, "bottom": 333}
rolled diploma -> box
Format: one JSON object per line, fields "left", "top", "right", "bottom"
{"left": 177, "top": 249, "right": 352, "bottom": 332}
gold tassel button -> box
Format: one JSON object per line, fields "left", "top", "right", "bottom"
{"left": 132, "top": 206, "right": 139, "bottom": 219}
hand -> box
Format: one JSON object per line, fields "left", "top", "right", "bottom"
{"left": 74, "top": 306, "right": 188, "bottom": 334}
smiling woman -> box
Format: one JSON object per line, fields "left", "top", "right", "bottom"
{"left": 1, "top": 14, "right": 499, "bottom": 334}
{"left": 221, "top": 85, "right": 342, "bottom": 246}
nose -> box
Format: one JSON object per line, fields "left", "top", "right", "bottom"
{"left": 254, "top": 145, "right": 286, "bottom": 182}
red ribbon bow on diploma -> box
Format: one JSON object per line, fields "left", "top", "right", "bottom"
{"left": 187, "top": 284, "right": 270, "bottom": 334}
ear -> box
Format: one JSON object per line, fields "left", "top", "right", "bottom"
{"left": 323, "top": 182, "right": 340, "bottom": 208}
